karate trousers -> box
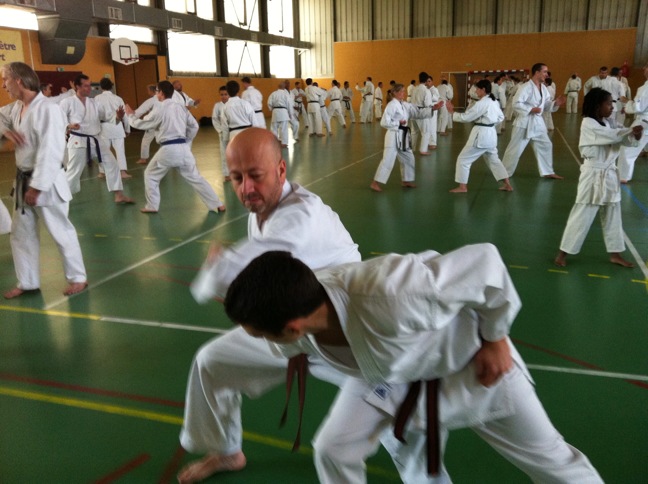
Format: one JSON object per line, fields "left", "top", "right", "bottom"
{"left": 143, "top": 143, "right": 222, "bottom": 212}
{"left": 374, "top": 135, "right": 416, "bottom": 184}
{"left": 140, "top": 129, "right": 156, "bottom": 159}
{"left": 559, "top": 202, "right": 625, "bottom": 255}
{"left": 307, "top": 105, "right": 323, "bottom": 135}
{"left": 454, "top": 145, "right": 509, "bottom": 185}
{"left": 502, "top": 127, "right": 556, "bottom": 177}
{"left": 66, "top": 136, "right": 122, "bottom": 194}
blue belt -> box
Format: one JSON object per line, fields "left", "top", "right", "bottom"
{"left": 160, "top": 138, "right": 186, "bottom": 146}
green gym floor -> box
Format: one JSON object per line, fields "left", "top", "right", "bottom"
{"left": 0, "top": 112, "right": 647, "bottom": 483}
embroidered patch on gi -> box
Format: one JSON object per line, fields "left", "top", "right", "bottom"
{"left": 373, "top": 384, "right": 391, "bottom": 400}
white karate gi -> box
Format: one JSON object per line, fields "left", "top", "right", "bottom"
{"left": 618, "top": 78, "right": 648, "bottom": 181}
{"left": 181, "top": 181, "right": 361, "bottom": 458}
{"left": 542, "top": 82, "right": 556, "bottom": 130}
{"left": 373, "top": 99, "right": 433, "bottom": 185}
{"left": 267, "top": 88, "right": 293, "bottom": 145}
{"left": 1, "top": 93, "right": 86, "bottom": 290}
{"left": 452, "top": 96, "right": 508, "bottom": 185}
{"left": 341, "top": 86, "right": 356, "bottom": 123}
{"left": 290, "top": 87, "right": 308, "bottom": 128}
{"left": 327, "top": 86, "right": 346, "bottom": 127}
{"left": 504, "top": 81, "right": 519, "bottom": 120}
{"left": 406, "top": 83, "right": 414, "bottom": 103}
{"left": 564, "top": 77, "right": 582, "bottom": 114}
{"left": 95, "top": 90, "right": 129, "bottom": 171}
{"left": 373, "top": 86, "right": 383, "bottom": 118}
{"left": 241, "top": 85, "right": 265, "bottom": 128}
{"left": 48, "top": 89, "right": 75, "bottom": 105}
{"left": 501, "top": 80, "right": 560, "bottom": 177}
{"left": 286, "top": 89, "right": 300, "bottom": 140}
{"left": 59, "top": 95, "right": 123, "bottom": 194}
{"left": 356, "top": 81, "right": 374, "bottom": 123}
{"left": 436, "top": 83, "right": 452, "bottom": 133}
{"left": 494, "top": 82, "right": 507, "bottom": 133}
{"left": 583, "top": 75, "right": 613, "bottom": 96}
{"left": 172, "top": 89, "right": 197, "bottom": 108}
{"left": 273, "top": 244, "right": 603, "bottom": 484}
{"left": 127, "top": 99, "right": 223, "bottom": 212}
{"left": 220, "top": 96, "right": 255, "bottom": 141}
{"left": 211, "top": 101, "right": 229, "bottom": 177}
{"left": 305, "top": 85, "right": 326, "bottom": 135}
{"left": 410, "top": 83, "right": 434, "bottom": 153}
{"left": 134, "top": 94, "right": 161, "bottom": 160}
{"left": 318, "top": 90, "right": 332, "bottom": 134}
{"left": 559, "top": 118, "right": 638, "bottom": 255}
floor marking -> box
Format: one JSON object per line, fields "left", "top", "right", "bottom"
{"left": 158, "top": 446, "right": 186, "bottom": 484}
{"left": 587, "top": 273, "right": 610, "bottom": 279}
{"left": 508, "top": 265, "right": 528, "bottom": 269}
{"left": 526, "top": 364, "right": 648, "bottom": 382}
{"left": 303, "top": 150, "right": 382, "bottom": 188}
{"left": 95, "top": 234, "right": 108, "bottom": 238}
{"left": 93, "top": 453, "right": 151, "bottom": 484}
{"left": 548, "top": 269, "right": 568, "bottom": 274}
{"left": 631, "top": 279, "right": 648, "bottom": 285}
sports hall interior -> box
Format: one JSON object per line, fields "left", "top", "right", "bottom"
{"left": 0, "top": 0, "right": 647, "bottom": 482}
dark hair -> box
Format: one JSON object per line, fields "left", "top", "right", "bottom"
{"left": 531, "top": 63, "right": 546, "bottom": 75}
{"left": 156, "top": 80, "right": 174, "bottom": 99}
{"left": 39, "top": 83, "right": 50, "bottom": 93}
{"left": 442, "top": 79, "right": 448, "bottom": 85}
{"left": 224, "top": 251, "right": 327, "bottom": 336}
{"left": 545, "top": 78, "right": 553, "bottom": 86}
{"left": 599, "top": 66, "right": 608, "bottom": 72}
{"left": 610, "top": 67, "right": 620, "bottom": 76}
{"left": 99, "top": 78, "right": 114, "bottom": 91}
{"left": 74, "top": 74, "right": 90, "bottom": 87}
{"left": 367, "top": 76, "right": 372, "bottom": 81}
{"left": 305, "top": 78, "right": 313, "bottom": 85}
{"left": 226, "top": 80, "right": 240, "bottom": 96}
{"left": 582, "top": 87, "right": 611, "bottom": 125}
{"left": 475, "top": 79, "right": 495, "bottom": 101}
{"left": 241, "top": 76, "right": 251, "bottom": 84}
{"left": 418, "top": 71, "right": 429, "bottom": 83}
{"left": 219, "top": 85, "right": 227, "bottom": 92}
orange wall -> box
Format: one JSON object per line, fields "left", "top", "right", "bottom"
{"left": 334, "top": 28, "right": 642, "bottom": 110}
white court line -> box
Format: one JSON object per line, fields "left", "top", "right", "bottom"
{"left": 526, "top": 364, "right": 648, "bottom": 382}
{"left": 556, "top": 128, "right": 648, "bottom": 276}
{"left": 99, "top": 315, "right": 227, "bottom": 334}
{"left": 45, "top": 151, "right": 382, "bottom": 310}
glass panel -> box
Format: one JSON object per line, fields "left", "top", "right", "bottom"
{"left": 224, "top": 0, "right": 260, "bottom": 31}
{"left": 168, "top": 32, "right": 217, "bottom": 73}
{"left": 196, "top": 0, "right": 214, "bottom": 20}
{"left": 109, "top": 25, "right": 155, "bottom": 44}
{"left": 227, "top": 40, "right": 261, "bottom": 76}
{"left": 269, "top": 46, "right": 295, "bottom": 78}
{"left": 165, "top": 0, "right": 186, "bottom": 14}
{"left": 0, "top": 7, "right": 38, "bottom": 30}
{"left": 267, "top": 0, "right": 294, "bottom": 38}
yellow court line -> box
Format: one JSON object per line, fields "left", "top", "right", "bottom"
{"left": 94, "top": 234, "right": 108, "bottom": 238}
{"left": 508, "top": 265, "right": 528, "bottom": 269}
{"left": 0, "top": 304, "right": 99, "bottom": 321}
{"left": 548, "top": 269, "right": 568, "bottom": 274}
{"left": 587, "top": 274, "right": 610, "bottom": 279}
{"left": 0, "top": 386, "right": 399, "bottom": 480}
{"left": 631, "top": 279, "right": 648, "bottom": 285}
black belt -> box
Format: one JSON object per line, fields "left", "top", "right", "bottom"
{"left": 254, "top": 110, "right": 263, "bottom": 113}
{"left": 160, "top": 138, "right": 186, "bottom": 146}
{"left": 398, "top": 124, "right": 411, "bottom": 150}
{"left": 343, "top": 100, "right": 352, "bottom": 110}
{"left": 229, "top": 125, "right": 251, "bottom": 132}
{"left": 272, "top": 106, "right": 288, "bottom": 109}
{"left": 474, "top": 123, "right": 495, "bottom": 127}
{"left": 14, "top": 168, "right": 33, "bottom": 213}
{"left": 568, "top": 90, "right": 579, "bottom": 92}
{"left": 70, "top": 131, "right": 102, "bottom": 165}
{"left": 307, "top": 101, "right": 320, "bottom": 103}
{"left": 330, "top": 98, "right": 341, "bottom": 101}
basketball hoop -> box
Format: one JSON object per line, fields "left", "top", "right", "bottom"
{"left": 111, "top": 38, "right": 140, "bottom": 66}
{"left": 122, "top": 57, "right": 140, "bottom": 65}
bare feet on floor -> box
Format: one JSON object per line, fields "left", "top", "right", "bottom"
{"left": 370, "top": 181, "right": 382, "bottom": 192}
{"left": 97, "top": 173, "right": 106, "bottom": 179}
{"left": 554, "top": 251, "right": 568, "bottom": 267}
{"left": 140, "top": 208, "right": 158, "bottom": 213}
{"left": 610, "top": 253, "right": 634, "bottom": 267}
{"left": 213, "top": 205, "right": 226, "bottom": 213}
{"left": 499, "top": 181, "right": 513, "bottom": 192}
{"left": 3, "top": 287, "right": 39, "bottom": 299}
{"left": 401, "top": 181, "right": 417, "bottom": 189}
{"left": 121, "top": 171, "right": 132, "bottom": 179}
{"left": 115, "top": 196, "right": 135, "bottom": 204}
{"left": 449, "top": 185, "right": 467, "bottom": 193}
{"left": 177, "top": 451, "right": 246, "bottom": 484}
{"left": 419, "top": 152, "right": 430, "bottom": 156}
{"left": 64, "top": 282, "right": 88, "bottom": 296}
{"left": 136, "top": 159, "right": 148, "bottom": 165}
{"left": 620, "top": 179, "right": 628, "bottom": 184}
{"left": 543, "top": 173, "right": 564, "bottom": 180}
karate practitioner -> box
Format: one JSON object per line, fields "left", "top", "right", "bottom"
{"left": 211, "top": 85, "right": 230, "bottom": 181}
{"left": 327, "top": 80, "right": 346, "bottom": 129}
{"left": 291, "top": 81, "right": 308, "bottom": 129}
{"left": 1, "top": 62, "right": 87, "bottom": 299}
{"left": 407, "top": 80, "right": 416, "bottom": 103}
{"left": 493, "top": 75, "right": 507, "bottom": 134}
{"left": 370, "top": 84, "right": 442, "bottom": 192}
{"left": 267, "top": 81, "right": 293, "bottom": 147}
{"left": 436, "top": 78, "right": 453, "bottom": 135}
{"left": 125, "top": 81, "right": 225, "bottom": 214}
{"left": 341, "top": 81, "right": 356, "bottom": 124}
{"left": 355, "top": 77, "right": 374, "bottom": 123}
{"left": 374, "top": 81, "right": 384, "bottom": 119}
{"left": 134, "top": 84, "right": 160, "bottom": 165}
{"left": 501, "top": 63, "right": 565, "bottom": 180}
{"left": 410, "top": 72, "right": 436, "bottom": 155}
{"left": 542, "top": 77, "right": 556, "bottom": 130}
{"left": 224, "top": 247, "right": 604, "bottom": 484}
{"left": 564, "top": 73, "right": 582, "bottom": 114}
{"left": 172, "top": 80, "right": 201, "bottom": 109}
{"left": 59, "top": 74, "right": 134, "bottom": 203}
{"left": 177, "top": 127, "right": 363, "bottom": 483}
{"left": 618, "top": 64, "right": 648, "bottom": 183}
{"left": 583, "top": 67, "right": 612, "bottom": 96}
{"left": 446, "top": 79, "right": 513, "bottom": 193}
{"left": 314, "top": 82, "right": 332, "bottom": 135}
{"left": 555, "top": 88, "right": 642, "bottom": 268}
{"left": 40, "top": 81, "right": 75, "bottom": 104}
{"left": 95, "top": 77, "right": 131, "bottom": 179}
{"left": 241, "top": 76, "right": 265, "bottom": 128}
{"left": 305, "top": 78, "right": 326, "bottom": 137}
{"left": 220, "top": 80, "right": 255, "bottom": 141}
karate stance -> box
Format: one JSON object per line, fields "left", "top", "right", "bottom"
{"left": 134, "top": 84, "right": 160, "bottom": 165}
{"left": 446, "top": 79, "right": 513, "bottom": 193}
{"left": 267, "top": 81, "right": 293, "bottom": 147}
{"left": 211, "top": 85, "right": 230, "bottom": 181}
{"left": 564, "top": 73, "right": 582, "bottom": 114}
{"left": 125, "top": 81, "right": 225, "bottom": 214}
{"left": 1, "top": 62, "right": 87, "bottom": 299}
{"left": 555, "top": 88, "right": 642, "bottom": 268}
{"left": 618, "top": 63, "right": 648, "bottom": 183}
{"left": 225, "top": 247, "right": 604, "bottom": 484}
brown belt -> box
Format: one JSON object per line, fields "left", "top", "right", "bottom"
{"left": 281, "top": 354, "right": 309, "bottom": 451}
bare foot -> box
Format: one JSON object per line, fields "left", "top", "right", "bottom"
{"left": 429, "top": 145, "right": 437, "bottom": 150}
{"left": 97, "top": 173, "right": 106, "bottom": 179}
{"left": 554, "top": 251, "right": 568, "bottom": 267}
{"left": 439, "top": 132, "right": 448, "bottom": 136}
{"left": 620, "top": 179, "right": 628, "bottom": 184}
{"left": 543, "top": 173, "right": 564, "bottom": 180}
{"left": 419, "top": 152, "right": 430, "bottom": 156}
{"left": 449, "top": 185, "right": 467, "bottom": 193}
{"left": 316, "top": 133, "right": 325, "bottom": 137}
{"left": 370, "top": 181, "right": 383, "bottom": 192}
{"left": 213, "top": 205, "right": 226, "bottom": 213}
{"left": 4, "top": 287, "right": 37, "bottom": 299}
{"left": 115, "top": 196, "right": 135, "bottom": 204}
{"left": 177, "top": 452, "right": 246, "bottom": 484}
{"left": 499, "top": 181, "right": 513, "bottom": 192}
{"left": 136, "top": 159, "right": 148, "bottom": 165}
{"left": 402, "top": 181, "right": 417, "bottom": 189}
{"left": 281, "top": 144, "right": 288, "bottom": 148}
{"left": 140, "top": 208, "right": 158, "bottom": 213}
{"left": 610, "top": 253, "right": 634, "bottom": 267}
{"left": 64, "top": 282, "right": 87, "bottom": 296}
{"left": 121, "top": 171, "right": 132, "bottom": 179}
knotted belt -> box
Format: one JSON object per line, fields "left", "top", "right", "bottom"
{"left": 14, "top": 168, "right": 33, "bottom": 214}
{"left": 398, "top": 124, "right": 411, "bottom": 150}
{"left": 343, "top": 100, "right": 352, "bottom": 110}
{"left": 69, "top": 131, "right": 102, "bottom": 165}
{"left": 281, "top": 353, "right": 309, "bottom": 451}
{"left": 229, "top": 125, "right": 252, "bottom": 132}
{"left": 394, "top": 379, "right": 441, "bottom": 476}
{"left": 160, "top": 138, "right": 186, "bottom": 146}
{"left": 474, "top": 123, "right": 495, "bottom": 127}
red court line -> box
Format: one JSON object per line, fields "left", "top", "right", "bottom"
{"left": 93, "top": 453, "right": 150, "bottom": 484}
{"left": 513, "top": 338, "right": 648, "bottom": 390}
{"left": 0, "top": 373, "right": 185, "bottom": 408}
{"left": 158, "top": 445, "right": 187, "bottom": 484}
